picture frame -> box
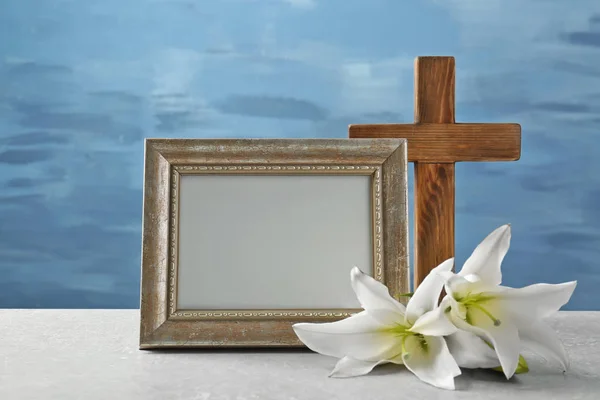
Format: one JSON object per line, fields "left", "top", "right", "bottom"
{"left": 140, "top": 138, "right": 408, "bottom": 348}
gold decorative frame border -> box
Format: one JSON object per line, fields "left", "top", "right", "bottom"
{"left": 168, "top": 165, "right": 382, "bottom": 319}
{"left": 140, "top": 139, "right": 408, "bottom": 348}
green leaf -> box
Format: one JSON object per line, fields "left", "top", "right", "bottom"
{"left": 491, "top": 355, "right": 529, "bottom": 375}
{"left": 396, "top": 292, "right": 414, "bottom": 298}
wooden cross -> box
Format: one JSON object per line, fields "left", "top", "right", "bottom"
{"left": 349, "top": 56, "right": 521, "bottom": 288}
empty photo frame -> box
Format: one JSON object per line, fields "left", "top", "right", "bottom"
{"left": 140, "top": 139, "right": 408, "bottom": 348}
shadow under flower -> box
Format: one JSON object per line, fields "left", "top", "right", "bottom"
{"left": 455, "top": 368, "right": 522, "bottom": 390}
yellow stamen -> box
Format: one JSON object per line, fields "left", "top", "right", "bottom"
{"left": 401, "top": 335, "right": 410, "bottom": 360}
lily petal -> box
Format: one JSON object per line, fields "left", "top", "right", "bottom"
{"left": 519, "top": 321, "right": 569, "bottom": 371}
{"left": 441, "top": 294, "right": 468, "bottom": 320}
{"left": 499, "top": 281, "right": 577, "bottom": 321}
{"left": 460, "top": 224, "right": 511, "bottom": 286}
{"left": 443, "top": 274, "right": 469, "bottom": 298}
{"left": 410, "top": 307, "right": 457, "bottom": 337}
{"left": 446, "top": 330, "right": 501, "bottom": 369}
{"left": 293, "top": 311, "right": 397, "bottom": 361}
{"left": 368, "top": 309, "right": 406, "bottom": 327}
{"left": 444, "top": 273, "right": 499, "bottom": 300}
{"left": 329, "top": 356, "right": 387, "bottom": 378}
{"left": 405, "top": 258, "right": 454, "bottom": 324}
{"left": 448, "top": 305, "right": 521, "bottom": 379}
{"left": 350, "top": 266, "right": 406, "bottom": 315}
{"left": 402, "top": 335, "right": 461, "bottom": 390}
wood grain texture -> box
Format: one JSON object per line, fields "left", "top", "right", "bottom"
{"left": 414, "top": 163, "right": 455, "bottom": 284}
{"left": 349, "top": 123, "right": 521, "bottom": 162}
{"left": 139, "top": 138, "right": 409, "bottom": 348}
{"left": 413, "top": 57, "right": 456, "bottom": 288}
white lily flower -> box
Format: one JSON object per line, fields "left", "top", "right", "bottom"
{"left": 439, "top": 224, "right": 577, "bottom": 379}
{"left": 446, "top": 329, "right": 530, "bottom": 374}
{"left": 293, "top": 261, "right": 461, "bottom": 390}
{"left": 446, "top": 330, "right": 502, "bottom": 369}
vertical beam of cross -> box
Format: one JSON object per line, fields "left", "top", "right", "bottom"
{"left": 413, "top": 57, "right": 456, "bottom": 288}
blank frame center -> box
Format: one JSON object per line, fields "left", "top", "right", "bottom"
{"left": 176, "top": 174, "right": 373, "bottom": 310}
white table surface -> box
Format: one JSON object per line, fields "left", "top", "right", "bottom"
{"left": 1, "top": 310, "right": 599, "bottom": 400}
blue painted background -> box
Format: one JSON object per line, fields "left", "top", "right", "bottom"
{"left": 1, "top": 0, "right": 598, "bottom": 310}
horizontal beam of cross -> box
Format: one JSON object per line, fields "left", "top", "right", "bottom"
{"left": 349, "top": 123, "right": 521, "bottom": 162}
